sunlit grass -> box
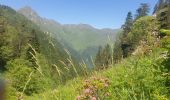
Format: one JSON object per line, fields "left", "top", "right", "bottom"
{"left": 19, "top": 48, "right": 170, "bottom": 100}
{"left": 6, "top": 32, "right": 170, "bottom": 100}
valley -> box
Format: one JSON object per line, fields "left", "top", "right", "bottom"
{"left": 0, "top": 0, "right": 170, "bottom": 100}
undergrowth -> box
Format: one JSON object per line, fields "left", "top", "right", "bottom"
{"left": 17, "top": 48, "right": 170, "bottom": 100}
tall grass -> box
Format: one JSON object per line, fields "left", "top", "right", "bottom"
{"left": 20, "top": 47, "right": 170, "bottom": 100}
{"left": 7, "top": 32, "right": 170, "bottom": 100}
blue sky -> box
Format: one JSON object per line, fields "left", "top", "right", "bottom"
{"left": 0, "top": 0, "right": 157, "bottom": 29}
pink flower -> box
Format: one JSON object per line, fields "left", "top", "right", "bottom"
{"left": 76, "top": 96, "right": 81, "bottom": 100}
{"left": 92, "top": 97, "right": 97, "bottom": 100}
{"left": 84, "top": 88, "right": 92, "bottom": 94}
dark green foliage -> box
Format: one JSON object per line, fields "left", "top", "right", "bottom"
{"left": 5, "top": 59, "right": 48, "bottom": 95}
{"left": 0, "top": 5, "right": 81, "bottom": 96}
{"left": 160, "top": 29, "right": 170, "bottom": 73}
{"left": 95, "top": 44, "right": 112, "bottom": 70}
{"left": 154, "top": 0, "right": 170, "bottom": 14}
{"left": 154, "top": 0, "right": 170, "bottom": 29}
{"left": 113, "top": 39, "right": 123, "bottom": 63}
{"left": 160, "top": 29, "right": 170, "bottom": 91}
{"left": 0, "top": 5, "right": 49, "bottom": 95}
{"left": 115, "top": 3, "right": 151, "bottom": 60}
{"left": 0, "top": 17, "right": 7, "bottom": 70}
{"left": 80, "top": 46, "right": 99, "bottom": 67}
{"left": 128, "top": 16, "right": 159, "bottom": 47}
{"left": 113, "top": 16, "right": 159, "bottom": 62}
{"left": 122, "top": 12, "right": 133, "bottom": 37}
{"left": 94, "top": 46, "right": 103, "bottom": 68}
{"left": 120, "top": 12, "right": 134, "bottom": 58}
{"left": 135, "top": 3, "right": 150, "bottom": 20}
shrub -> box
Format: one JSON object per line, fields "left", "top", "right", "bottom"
{"left": 160, "top": 29, "right": 170, "bottom": 37}
{"left": 77, "top": 77, "right": 111, "bottom": 100}
{"left": 103, "top": 53, "right": 169, "bottom": 99}
{"left": 5, "top": 59, "right": 48, "bottom": 95}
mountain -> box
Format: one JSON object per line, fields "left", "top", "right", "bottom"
{"left": 0, "top": 5, "right": 82, "bottom": 94}
{"left": 18, "top": 7, "right": 120, "bottom": 65}
{"left": 4, "top": 2, "right": 170, "bottom": 99}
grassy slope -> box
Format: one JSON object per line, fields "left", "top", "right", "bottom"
{"left": 23, "top": 48, "right": 169, "bottom": 100}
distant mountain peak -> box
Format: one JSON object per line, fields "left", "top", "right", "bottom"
{"left": 18, "top": 6, "right": 43, "bottom": 23}
{"left": 18, "top": 6, "right": 62, "bottom": 26}
{"left": 18, "top": 6, "right": 38, "bottom": 16}
{"left": 78, "top": 23, "right": 94, "bottom": 29}
{"left": 20, "top": 6, "right": 33, "bottom": 10}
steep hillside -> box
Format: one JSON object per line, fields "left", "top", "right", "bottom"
{"left": 2, "top": 1, "right": 170, "bottom": 100}
{"left": 25, "top": 49, "right": 170, "bottom": 100}
{"left": 0, "top": 5, "right": 70, "bottom": 65}
{"left": 153, "top": 0, "right": 170, "bottom": 29}
{"left": 0, "top": 5, "right": 80, "bottom": 96}
{"left": 22, "top": 15, "right": 170, "bottom": 100}
{"left": 18, "top": 7, "right": 119, "bottom": 63}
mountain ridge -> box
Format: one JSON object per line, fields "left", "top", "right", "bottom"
{"left": 18, "top": 6, "right": 117, "bottom": 30}
{"left": 18, "top": 6, "right": 120, "bottom": 65}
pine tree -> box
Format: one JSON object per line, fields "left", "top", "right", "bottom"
{"left": 135, "top": 3, "right": 150, "bottom": 20}
{"left": 95, "top": 46, "right": 103, "bottom": 69}
{"left": 113, "top": 40, "right": 123, "bottom": 63}
{"left": 0, "top": 17, "right": 6, "bottom": 70}
{"left": 102, "top": 44, "right": 112, "bottom": 67}
{"left": 122, "top": 12, "right": 133, "bottom": 37}
{"left": 120, "top": 12, "right": 133, "bottom": 58}
{"left": 95, "top": 44, "right": 112, "bottom": 70}
{"left": 154, "top": 0, "right": 170, "bottom": 29}
{"left": 153, "top": 0, "right": 165, "bottom": 13}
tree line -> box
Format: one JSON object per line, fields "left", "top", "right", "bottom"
{"left": 95, "top": 3, "right": 161, "bottom": 69}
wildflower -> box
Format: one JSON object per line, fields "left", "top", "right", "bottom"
{"left": 92, "top": 96, "right": 97, "bottom": 100}
{"left": 77, "top": 77, "right": 111, "bottom": 100}
{"left": 76, "top": 95, "right": 81, "bottom": 100}
{"left": 84, "top": 88, "right": 92, "bottom": 94}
